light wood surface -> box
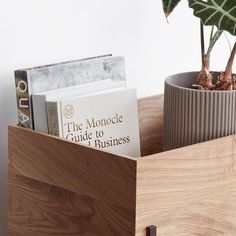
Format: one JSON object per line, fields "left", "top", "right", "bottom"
{"left": 8, "top": 125, "right": 136, "bottom": 235}
{"left": 8, "top": 125, "right": 136, "bottom": 209}
{"left": 9, "top": 170, "right": 135, "bottom": 236}
{"left": 138, "top": 95, "right": 163, "bottom": 156}
{"left": 136, "top": 135, "right": 236, "bottom": 236}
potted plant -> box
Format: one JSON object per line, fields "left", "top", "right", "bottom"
{"left": 162, "top": 0, "right": 236, "bottom": 150}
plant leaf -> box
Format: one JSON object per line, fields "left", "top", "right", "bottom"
{"left": 189, "top": 0, "right": 236, "bottom": 36}
{"left": 162, "top": 0, "right": 182, "bottom": 17}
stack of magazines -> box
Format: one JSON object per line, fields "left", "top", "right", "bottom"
{"left": 14, "top": 55, "right": 140, "bottom": 157}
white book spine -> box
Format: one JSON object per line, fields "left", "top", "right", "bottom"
{"left": 46, "top": 102, "right": 62, "bottom": 137}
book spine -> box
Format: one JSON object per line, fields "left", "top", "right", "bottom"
{"left": 14, "top": 70, "right": 33, "bottom": 129}
{"left": 32, "top": 95, "right": 48, "bottom": 133}
{"left": 46, "top": 102, "right": 61, "bottom": 137}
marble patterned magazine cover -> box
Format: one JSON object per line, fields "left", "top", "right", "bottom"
{"left": 14, "top": 55, "right": 126, "bottom": 129}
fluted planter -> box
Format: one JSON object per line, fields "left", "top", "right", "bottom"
{"left": 164, "top": 71, "right": 236, "bottom": 150}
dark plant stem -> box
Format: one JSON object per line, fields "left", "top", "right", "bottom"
{"left": 200, "top": 21, "right": 206, "bottom": 69}
{"left": 225, "top": 42, "right": 236, "bottom": 80}
{"left": 215, "top": 42, "right": 236, "bottom": 90}
{"left": 209, "top": 26, "right": 214, "bottom": 43}
{"left": 206, "top": 30, "right": 223, "bottom": 67}
{"left": 196, "top": 21, "right": 213, "bottom": 90}
{"left": 207, "top": 26, "right": 214, "bottom": 67}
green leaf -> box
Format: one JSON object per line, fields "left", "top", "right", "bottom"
{"left": 162, "top": 0, "right": 182, "bottom": 17}
{"left": 189, "top": 0, "right": 236, "bottom": 36}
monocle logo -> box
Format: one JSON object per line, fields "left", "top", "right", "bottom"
{"left": 63, "top": 105, "right": 74, "bottom": 118}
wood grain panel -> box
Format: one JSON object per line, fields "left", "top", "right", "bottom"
{"left": 9, "top": 170, "right": 135, "bottom": 236}
{"left": 8, "top": 125, "right": 137, "bottom": 209}
{"left": 138, "top": 95, "right": 163, "bottom": 156}
{"left": 136, "top": 135, "right": 236, "bottom": 236}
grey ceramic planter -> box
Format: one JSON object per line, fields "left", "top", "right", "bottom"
{"left": 164, "top": 71, "right": 236, "bottom": 150}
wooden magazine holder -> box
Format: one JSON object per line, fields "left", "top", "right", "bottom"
{"left": 8, "top": 95, "right": 236, "bottom": 235}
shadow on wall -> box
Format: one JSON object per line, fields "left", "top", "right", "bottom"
{"left": 0, "top": 71, "right": 17, "bottom": 236}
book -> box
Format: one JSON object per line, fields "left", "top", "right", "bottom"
{"left": 46, "top": 89, "right": 140, "bottom": 157}
{"left": 15, "top": 55, "right": 126, "bottom": 129}
{"left": 32, "top": 79, "right": 126, "bottom": 133}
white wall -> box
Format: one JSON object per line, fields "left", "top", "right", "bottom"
{"left": 0, "top": 0, "right": 234, "bottom": 234}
